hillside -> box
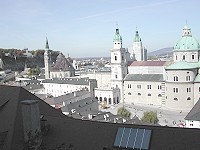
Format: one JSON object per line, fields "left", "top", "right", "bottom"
{"left": 148, "top": 47, "right": 173, "bottom": 57}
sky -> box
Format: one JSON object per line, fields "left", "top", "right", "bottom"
{"left": 0, "top": 0, "right": 200, "bottom": 58}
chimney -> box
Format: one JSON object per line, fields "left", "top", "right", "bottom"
{"left": 21, "top": 100, "right": 41, "bottom": 146}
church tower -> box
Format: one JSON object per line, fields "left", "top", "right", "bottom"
{"left": 132, "top": 30, "right": 147, "bottom": 61}
{"left": 110, "top": 26, "right": 128, "bottom": 103}
{"left": 44, "top": 37, "right": 50, "bottom": 79}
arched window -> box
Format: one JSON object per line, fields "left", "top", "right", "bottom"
{"left": 99, "top": 97, "right": 102, "bottom": 102}
{"left": 95, "top": 97, "right": 98, "bottom": 100}
{"left": 187, "top": 97, "right": 191, "bottom": 100}
{"left": 148, "top": 93, "right": 151, "bottom": 96}
{"left": 128, "top": 92, "right": 131, "bottom": 95}
{"left": 115, "top": 56, "right": 117, "bottom": 61}
{"left": 117, "top": 97, "right": 119, "bottom": 104}
{"left": 108, "top": 98, "right": 111, "bottom": 104}
{"left": 113, "top": 97, "right": 116, "bottom": 104}
{"left": 174, "top": 98, "right": 178, "bottom": 101}
{"left": 174, "top": 76, "right": 178, "bottom": 81}
{"left": 104, "top": 97, "right": 107, "bottom": 102}
{"left": 158, "top": 94, "right": 162, "bottom": 97}
{"left": 138, "top": 93, "right": 141, "bottom": 96}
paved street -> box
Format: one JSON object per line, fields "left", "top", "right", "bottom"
{"left": 101, "top": 103, "right": 188, "bottom": 127}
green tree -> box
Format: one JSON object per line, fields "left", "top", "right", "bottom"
{"left": 27, "top": 66, "right": 41, "bottom": 77}
{"left": 141, "top": 111, "right": 159, "bottom": 124}
{"left": 117, "top": 106, "right": 131, "bottom": 118}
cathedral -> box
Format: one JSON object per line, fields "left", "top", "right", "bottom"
{"left": 44, "top": 38, "right": 75, "bottom": 79}
{"left": 43, "top": 23, "right": 200, "bottom": 111}
{"left": 95, "top": 23, "right": 200, "bottom": 111}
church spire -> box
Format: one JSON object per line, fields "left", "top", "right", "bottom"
{"left": 45, "top": 37, "right": 50, "bottom": 50}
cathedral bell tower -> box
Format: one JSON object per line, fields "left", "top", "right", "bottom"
{"left": 110, "top": 26, "right": 128, "bottom": 103}
{"left": 132, "top": 29, "right": 147, "bottom": 61}
{"left": 44, "top": 37, "right": 50, "bottom": 79}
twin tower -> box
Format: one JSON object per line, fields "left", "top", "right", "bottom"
{"left": 110, "top": 27, "right": 147, "bottom": 101}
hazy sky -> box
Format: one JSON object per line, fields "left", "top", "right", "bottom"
{"left": 0, "top": 0, "right": 199, "bottom": 57}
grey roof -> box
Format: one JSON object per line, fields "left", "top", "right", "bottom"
{"left": 42, "top": 77, "right": 93, "bottom": 85}
{"left": 51, "top": 53, "right": 75, "bottom": 71}
{"left": 61, "top": 97, "right": 98, "bottom": 113}
{"left": 125, "top": 115, "right": 141, "bottom": 124}
{"left": 3, "top": 85, "right": 200, "bottom": 149}
{"left": 185, "top": 99, "right": 200, "bottom": 121}
{"left": 91, "top": 112, "right": 114, "bottom": 122}
{"left": 22, "top": 84, "right": 44, "bottom": 91}
{"left": 54, "top": 90, "right": 90, "bottom": 104}
{"left": 124, "top": 74, "right": 164, "bottom": 82}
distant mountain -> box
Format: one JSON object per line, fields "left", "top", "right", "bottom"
{"left": 148, "top": 47, "right": 173, "bottom": 57}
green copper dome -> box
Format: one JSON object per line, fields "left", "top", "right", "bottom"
{"left": 134, "top": 31, "right": 141, "bottom": 42}
{"left": 174, "top": 24, "right": 200, "bottom": 51}
{"left": 113, "top": 28, "right": 122, "bottom": 42}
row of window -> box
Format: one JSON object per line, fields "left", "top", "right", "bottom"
{"left": 97, "top": 96, "right": 119, "bottom": 104}
{"left": 173, "top": 87, "right": 191, "bottom": 93}
{"left": 175, "top": 54, "right": 195, "bottom": 60}
{"left": 128, "top": 92, "right": 162, "bottom": 97}
{"left": 173, "top": 75, "right": 191, "bottom": 81}
{"left": 128, "top": 84, "right": 162, "bottom": 90}
{"left": 173, "top": 97, "right": 191, "bottom": 101}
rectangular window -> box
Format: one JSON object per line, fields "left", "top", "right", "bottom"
{"left": 186, "top": 76, "right": 191, "bottom": 81}
{"left": 173, "top": 88, "right": 178, "bottom": 93}
{"left": 192, "top": 55, "right": 195, "bottom": 60}
{"left": 137, "top": 85, "right": 141, "bottom": 89}
{"left": 128, "top": 84, "right": 132, "bottom": 88}
{"left": 147, "top": 85, "right": 151, "bottom": 89}
{"left": 187, "top": 87, "right": 191, "bottom": 93}
{"left": 158, "top": 85, "right": 162, "bottom": 89}
{"left": 174, "top": 76, "right": 178, "bottom": 81}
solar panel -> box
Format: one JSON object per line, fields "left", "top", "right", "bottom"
{"left": 141, "top": 129, "right": 152, "bottom": 150}
{"left": 134, "top": 129, "right": 145, "bottom": 149}
{"left": 127, "top": 128, "right": 137, "bottom": 148}
{"left": 120, "top": 128, "right": 131, "bottom": 148}
{"left": 113, "top": 127, "right": 124, "bottom": 147}
{"left": 114, "top": 127, "right": 152, "bottom": 150}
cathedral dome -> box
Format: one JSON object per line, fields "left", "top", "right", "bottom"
{"left": 174, "top": 24, "right": 200, "bottom": 51}
{"left": 113, "top": 28, "right": 122, "bottom": 42}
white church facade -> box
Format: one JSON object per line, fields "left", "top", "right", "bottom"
{"left": 93, "top": 24, "right": 200, "bottom": 111}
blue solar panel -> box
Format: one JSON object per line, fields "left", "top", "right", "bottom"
{"left": 127, "top": 128, "right": 137, "bottom": 148}
{"left": 120, "top": 128, "right": 131, "bottom": 148}
{"left": 114, "top": 127, "right": 152, "bottom": 150}
{"left": 134, "top": 129, "right": 145, "bottom": 149}
{"left": 141, "top": 129, "right": 152, "bottom": 150}
{"left": 114, "top": 127, "right": 124, "bottom": 147}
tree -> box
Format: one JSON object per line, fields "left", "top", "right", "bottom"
{"left": 141, "top": 111, "right": 159, "bottom": 124}
{"left": 117, "top": 106, "right": 131, "bottom": 118}
{"left": 27, "top": 66, "right": 41, "bottom": 77}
